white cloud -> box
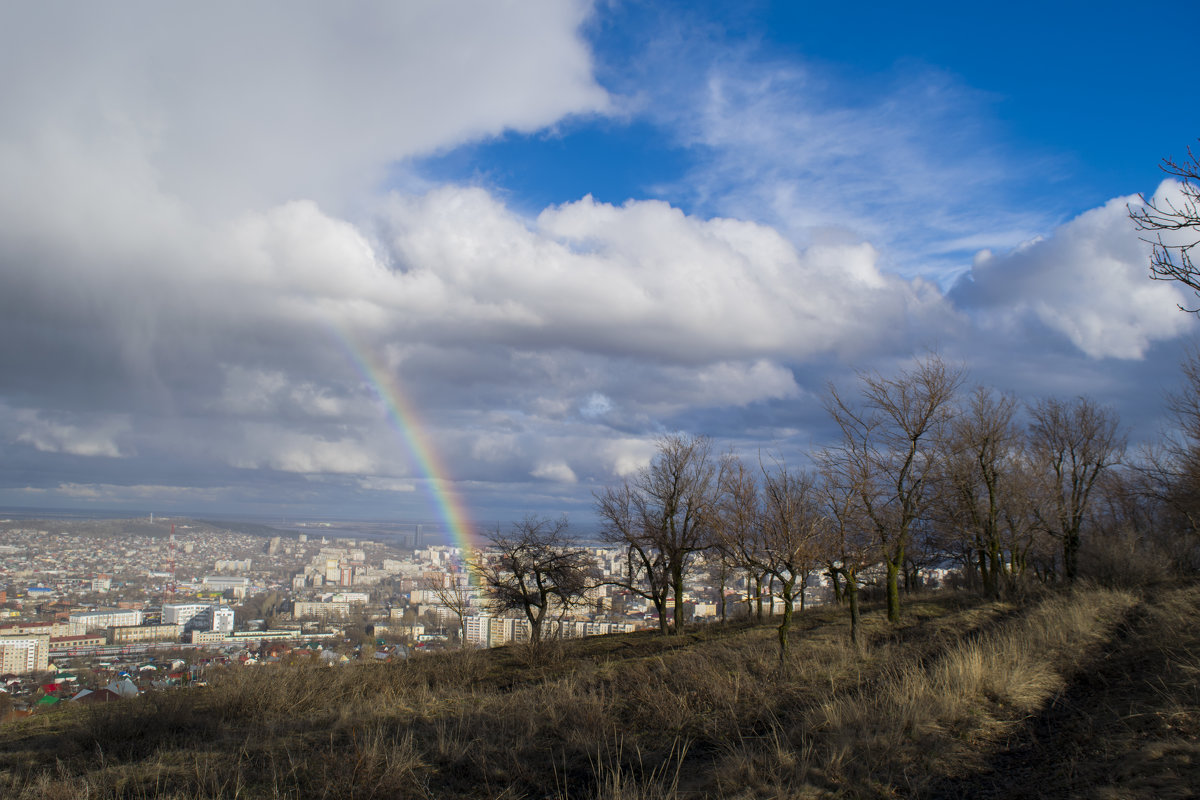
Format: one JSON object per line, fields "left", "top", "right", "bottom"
{"left": 0, "top": 2, "right": 608, "bottom": 215}
{"left": 953, "top": 185, "right": 1193, "bottom": 359}
{"left": 357, "top": 477, "right": 417, "bottom": 493}
{"left": 14, "top": 410, "right": 130, "bottom": 458}
{"left": 381, "top": 187, "right": 957, "bottom": 364}
{"left": 49, "top": 483, "right": 226, "bottom": 502}
{"left": 579, "top": 392, "right": 614, "bottom": 419}
{"left": 228, "top": 427, "right": 380, "bottom": 475}
{"left": 216, "top": 365, "right": 345, "bottom": 419}
{"left": 602, "top": 438, "right": 659, "bottom": 478}
{"left": 531, "top": 461, "right": 579, "bottom": 483}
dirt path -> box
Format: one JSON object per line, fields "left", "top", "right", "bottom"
{"left": 926, "top": 584, "right": 1200, "bottom": 799}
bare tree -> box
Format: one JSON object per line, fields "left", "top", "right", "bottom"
{"left": 1028, "top": 396, "right": 1125, "bottom": 583}
{"left": 1128, "top": 348, "right": 1200, "bottom": 568}
{"left": 756, "top": 461, "right": 827, "bottom": 662}
{"left": 715, "top": 453, "right": 769, "bottom": 623}
{"left": 1129, "top": 142, "right": 1200, "bottom": 311}
{"left": 595, "top": 434, "right": 721, "bottom": 634}
{"left": 999, "top": 454, "right": 1054, "bottom": 584}
{"left": 816, "top": 457, "right": 876, "bottom": 645}
{"left": 420, "top": 572, "right": 476, "bottom": 648}
{"left": 595, "top": 482, "right": 673, "bottom": 634}
{"left": 473, "top": 515, "right": 596, "bottom": 645}
{"left": 936, "top": 387, "right": 1024, "bottom": 598}
{"left": 826, "top": 354, "right": 964, "bottom": 622}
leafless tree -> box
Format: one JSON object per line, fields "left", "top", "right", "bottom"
{"left": 715, "top": 453, "right": 769, "bottom": 622}
{"left": 1028, "top": 396, "right": 1125, "bottom": 583}
{"left": 999, "top": 454, "right": 1054, "bottom": 583}
{"left": 1129, "top": 142, "right": 1200, "bottom": 311}
{"left": 420, "top": 572, "right": 476, "bottom": 647}
{"left": 1127, "top": 347, "right": 1200, "bottom": 568}
{"left": 756, "top": 461, "right": 827, "bottom": 662}
{"left": 473, "top": 515, "right": 596, "bottom": 645}
{"left": 935, "top": 387, "right": 1025, "bottom": 598}
{"left": 816, "top": 458, "right": 876, "bottom": 644}
{"left": 826, "top": 354, "right": 964, "bottom": 622}
{"left": 595, "top": 482, "right": 673, "bottom": 634}
{"left": 595, "top": 434, "right": 721, "bottom": 634}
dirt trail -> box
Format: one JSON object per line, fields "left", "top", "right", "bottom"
{"left": 926, "top": 584, "right": 1200, "bottom": 799}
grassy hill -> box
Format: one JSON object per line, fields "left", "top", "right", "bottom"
{"left": 1, "top": 583, "right": 1197, "bottom": 799}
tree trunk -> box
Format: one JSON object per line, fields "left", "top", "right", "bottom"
{"left": 989, "top": 547, "right": 1004, "bottom": 599}
{"left": 828, "top": 567, "right": 843, "bottom": 604}
{"left": 745, "top": 570, "right": 754, "bottom": 618}
{"left": 672, "top": 564, "right": 686, "bottom": 634}
{"left": 978, "top": 546, "right": 993, "bottom": 597}
{"left": 754, "top": 574, "right": 764, "bottom": 622}
{"left": 717, "top": 564, "right": 727, "bottom": 622}
{"left": 653, "top": 596, "right": 670, "bottom": 635}
{"left": 776, "top": 579, "right": 795, "bottom": 664}
{"left": 886, "top": 554, "right": 902, "bottom": 623}
{"left": 847, "top": 573, "right": 861, "bottom": 645}
{"left": 1064, "top": 529, "right": 1080, "bottom": 583}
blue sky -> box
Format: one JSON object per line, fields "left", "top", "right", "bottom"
{"left": 427, "top": 1, "right": 1194, "bottom": 208}
{"left": 0, "top": 1, "right": 1198, "bottom": 530}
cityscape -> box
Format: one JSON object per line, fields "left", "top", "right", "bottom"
{"left": 0, "top": 513, "right": 869, "bottom": 698}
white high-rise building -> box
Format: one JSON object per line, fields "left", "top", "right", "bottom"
{"left": 0, "top": 634, "right": 49, "bottom": 674}
{"left": 163, "top": 602, "right": 235, "bottom": 633}
{"left": 68, "top": 609, "right": 143, "bottom": 636}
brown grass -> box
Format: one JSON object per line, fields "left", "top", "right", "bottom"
{"left": 0, "top": 584, "right": 1191, "bottom": 799}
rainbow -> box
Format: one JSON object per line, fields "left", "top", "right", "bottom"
{"left": 333, "top": 333, "right": 480, "bottom": 558}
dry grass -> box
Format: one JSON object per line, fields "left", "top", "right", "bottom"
{"left": 0, "top": 584, "right": 1191, "bottom": 799}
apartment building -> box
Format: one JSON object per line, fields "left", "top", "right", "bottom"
{"left": 463, "top": 616, "right": 636, "bottom": 648}
{"left": 68, "top": 609, "right": 143, "bottom": 636}
{"left": 108, "top": 623, "right": 183, "bottom": 644}
{"left": 162, "top": 602, "right": 234, "bottom": 633}
{"left": 201, "top": 575, "right": 249, "bottom": 598}
{"left": 293, "top": 601, "right": 352, "bottom": 620}
{"left": 50, "top": 633, "right": 105, "bottom": 650}
{"left": 0, "top": 634, "right": 49, "bottom": 674}
{"left": 0, "top": 620, "right": 69, "bottom": 638}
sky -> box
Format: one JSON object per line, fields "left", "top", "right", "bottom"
{"left": 2, "top": 1, "right": 1199, "bottom": 533}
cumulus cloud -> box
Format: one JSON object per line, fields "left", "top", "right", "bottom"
{"left": 381, "top": 188, "right": 957, "bottom": 363}
{"left": 13, "top": 410, "right": 130, "bottom": 458}
{"left": 531, "top": 461, "right": 579, "bottom": 483}
{"left": 952, "top": 185, "right": 1193, "bottom": 359}
{"left": 0, "top": 2, "right": 608, "bottom": 215}
{"left": 0, "top": 3, "right": 1194, "bottom": 521}
{"left": 227, "top": 426, "right": 381, "bottom": 475}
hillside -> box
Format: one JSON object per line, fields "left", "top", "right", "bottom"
{"left": 1, "top": 584, "right": 1197, "bottom": 799}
